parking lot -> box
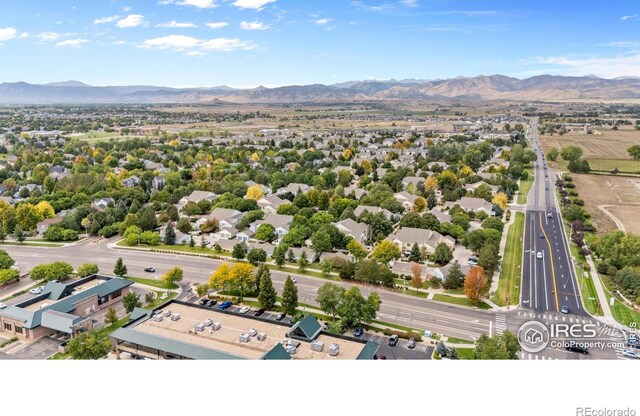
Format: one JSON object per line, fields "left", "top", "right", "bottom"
{"left": 361, "top": 332, "right": 433, "bottom": 360}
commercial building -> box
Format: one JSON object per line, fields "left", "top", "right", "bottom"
{"left": 111, "top": 300, "right": 379, "bottom": 360}
{"left": 0, "top": 275, "right": 133, "bottom": 340}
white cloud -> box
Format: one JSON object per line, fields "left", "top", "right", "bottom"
{"left": 140, "top": 35, "right": 255, "bottom": 53}
{"left": 161, "top": 0, "right": 218, "bottom": 8}
{"left": 156, "top": 20, "right": 198, "bottom": 28}
{"left": 434, "top": 10, "right": 498, "bottom": 17}
{"left": 56, "top": 38, "right": 89, "bottom": 47}
{"left": 401, "top": 0, "right": 418, "bottom": 7}
{"left": 620, "top": 14, "right": 639, "bottom": 21}
{"left": 534, "top": 52, "right": 640, "bottom": 79}
{"left": 240, "top": 21, "right": 270, "bottom": 30}
{"left": 206, "top": 22, "right": 228, "bottom": 29}
{"left": 313, "top": 18, "right": 332, "bottom": 25}
{"left": 605, "top": 41, "right": 640, "bottom": 48}
{"left": 123, "top": 6, "right": 132, "bottom": 12}
{"left": 94, "top": 15, "right": 120, "bottom": 24}
{"left": 36, "top": 32, "right": 63, "bottom": 42}
{"left": 0, "top": 27, "right": 17, "bottom": 42}
{"left": 232, "top": 0, "right": 276, "bottom": 10}
{"left": 117, "top": 14, "right": 147, "bottom": 28}
{"left": 19, "top": 32, "right": 30, "bottom": 39}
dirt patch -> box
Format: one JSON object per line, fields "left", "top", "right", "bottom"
{"left": 571, "top": 174, "right": 640, "bottom": 235}
{"left": 540, "top": 127, "right": 640, "bottom": 160}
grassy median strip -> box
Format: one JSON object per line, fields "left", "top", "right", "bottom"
{"left": 517, "top": 169, "right": 533, "bottom": 204}
{"left": 432, "top": 294, "right": 491, "bottom": 310}
{"left": 492, "top": 212, "right": 524, "bottom": 307}
{"left": 126, "top": 276, "right": 178, "bottom": 290}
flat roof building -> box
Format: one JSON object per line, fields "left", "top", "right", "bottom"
{"left": 111, "top": 300, "right": 379, "bottom": 360}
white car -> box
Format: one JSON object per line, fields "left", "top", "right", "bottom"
{"left": 622, "top": 349, "right": 640, "bottom": 359}
{"left": 29, "top": 287, "right": 43, "bottom": 295}
{"left": 239, "top": 306, "right": 250, "bottom": 314}
{"left": 536, "top": 252, "right": 543, "bottom": 259}
{"left": 0, "top": 302, "right": 7, "bottom": 309}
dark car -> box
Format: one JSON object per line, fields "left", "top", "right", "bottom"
{"left": 388, "top": 334, "right": 399, "bottom": 346}
{"left": 206, "top": 299, "right": 217, "bottom": 308}
{"left": 218, "top": 300, "right": 232, "bottom": 310}
{"left": 144, "top": 267, "right": 155, "bottom": 273}
{"left": 253, "top": 308, "right": 266, "bottom": 317}
{"left": 565, "top": 343, "right": 589, "bottom": 355}
{"left": 275, "top": 313, "right": 286, "bottom": 321}
{"left": 199, "top": 298, "right": 208, "bottom": 306}
{"left": 353, "top": 327, "right": 364, "bottom": 337}
{"left": 540, "top": 233, "right": 545, "bottom": 239}
{"left": 560, "top": 305, "right": 569, "bottom": 314}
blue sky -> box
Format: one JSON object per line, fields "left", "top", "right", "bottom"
{"left": 0, "top": 0, "right": 638, "bottom": 87}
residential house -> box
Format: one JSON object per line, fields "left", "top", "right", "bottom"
{"left": 390, "top": 261, "right": 426, "bottom": 279}
{"left": 92, "top": 197, "right": 115, "bottom": 212}
{"left": 277, "top": 183, "right": 311, "bottom": 195}
{"left": 152, "top": 176, "right": 165, "bottom": 191}
{"left": 386, "top": 227, "right": 455, "bottom": 256}
{"left": 121, "top": 175, "right": 140, "bottom": 188}
{"left": 179, "top": 190, "right": 217, "bottom": 206}
{"left": 334, "top": 219, "right": 368, "bottom": 244}
{"left": 353, "top": 205, "right": 392, "bottom": 220}
{"left": 251, "top": 213, "right": 293, "bottom": 240}
{"left": 257, "top": 194, "right": 286, "bottom": 215}
{"left": 344, "top": 185, "right": 366, "bottom": 200}
{"left": 36, "top": 217, "right": 63, "bottom": 236}
{"left": 209, "top": 208, "right": 245, "bottom": 229}
{"left": 452, "top": 197, "right": 495, "bottom": 216}
{"left": 394, "top": 191, "right": 419, "bottom": 212}
{"left": 428, "top": 207, "right": 452, "bottom": 224}
{"left": 401, "top": 176, "right": 425, "bottom": 190}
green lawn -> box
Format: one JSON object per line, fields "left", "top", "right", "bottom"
{"left": 456, "top": 348, "right": 476, "bottom": 360}
{"left": 517, "top": 169, "right": 534, "bottom": 204}
{"left": 126, "top": 276, "right": 178, "bottom": 290}
{"left": 599, "top": 275, "right": 640, "bottom": 327}
{"left": 144, "top": 291, "right": 177, "bottom": 310}
{"left": 433, "top": 294, "right": 491, "bottom": 309}
{"left": 446, "top": 336, "right": 474, "bottom": 344}
{"left": 492, "top": 212, "right": 524, "bottom": 307}
{"left": 0, "top": 241, "right": 63, "bottom": 247}
{"left": 586, "top": 158, "right": 640, "bottom": 173}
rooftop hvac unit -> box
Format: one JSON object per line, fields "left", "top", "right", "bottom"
{"left": 257, "top": 332, "right": 267, "bottom": 341}
{"left": 248, "top": 328, "right": 257, "bottom": 337}
{"left": 163, "top": 310, "right": 172, "bottom": 317}
{"left": 194, "top": 323, "right": 205, "bottom": 332}
{"left": 328, "top": 343, "right": 340, "bottom": 356}
{"left": 285, "top": 345, "right": 297, "bottom": 355}
{"left": 204, "top": 318, "right": 213, "bottom": 327}
{"left": 239, "top": 333, "right": 251, "bottom": 343}
{"left": 287, "top": 339, "right": 300, "bottom": 348}
{"left": 170, "top": 313, "right": 180, "bottom": 321}
{"left": 311, "top": 340, "right": 324, "bottom": 352}
{"left": 152, "top": 314, "right": 164, "bottom": 322}
{"left": 211, "top": 322, "right": 221, "bottom": 331}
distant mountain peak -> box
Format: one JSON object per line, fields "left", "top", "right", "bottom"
{"left": 43, "top": 80, "right": 91, "bottom": 87}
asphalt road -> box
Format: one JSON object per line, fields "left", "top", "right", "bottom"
{"left": 2, "top": 238, "right": 494, "bottom": 341}
{"left": 521, "top": 118, "right": 584, "bottom": 316}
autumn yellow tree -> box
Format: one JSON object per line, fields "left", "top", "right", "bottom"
{"left": 342, "top": 148, "right": 353, "bottom": 160}
{"left": 208, "top": 263, "right": 232, "bottom": 291}
{"left": 424, "top": 176, "right": 438, "bottom": 192}
{"left": 412, "top": 197, "right": 426, "bottom": 212}
{"left": 250, "top": 152, "right": 260, "bottom": 162}
{"left": 492, "top": 192, "right": 509, "bottom": 210}
{"left": 464, "top": 266, "right": 489, "bottom": 303}
{"left": 35, "top": 201, "right": 55, "bottom": 219}
{"left": 459, "top": 165, "right": 474, "bottom": 177}
{"left": 246, "top": 185, "right": 264, "bottom": 200}
{"left": 410, "top": 262, "right": 423, "bottom": 292}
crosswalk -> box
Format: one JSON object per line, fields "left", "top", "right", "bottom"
{"left": 494, "top": 314, "right": 507, "bottom": 335}
{"left": 516, "top": 310, "right": 599, "bottom": 326}
{"left": 599, "top": 325, "right": 631, "bottom": 360}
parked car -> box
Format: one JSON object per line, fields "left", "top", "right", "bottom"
{"left": 353, "top": 327, "right": 364, "bottom": 337}
{"left": 467, "top": 256, "right": 478, "bottom": 265}
{"left": 144, "top": 267, "right": 155, "bottom": 273}
{"left": 0, "top": 302, "right": 6, "bottom": 309}
{"left": 199, "top": 298, "right": 208, "bottom": 306}
{"left": 275, "top": 313, "right": 286, "bottom": 321}
{"left": 218, "top": 301, "right": 232, "bottom": 310}
{"left": 622, "top": 349, "right": 640, "bottom": 359}
{"left": 29, "top": 287, "right": 43, "bottom": 295}
{"left": 206, "top": 299, "right": 217, "bottom": 308}
{"left": 407, "top": 338, "right": 417, "bottom": 349}
{"left": 239, "top": 306, "right": 250, "bottom": 314}
{"left": 253, "top": 308, "right": 266, "bottom": 317}
{"left": 565, "top": 343, "right": 589, "bottom": 355}
{"left": 388, "top": 334, "right": 399, "bottom": 346}
{"left": 560, "top": 305, "right": 569, "bottom": 314}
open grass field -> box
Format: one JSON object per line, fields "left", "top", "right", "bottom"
{"left": 571, "top": 174, "right": 640, "bottom": 235}
{"left": 517, "top": 169, "right": 533, "bottom": 204}
{"left": 492, "top": 212, "right": 524, "bottom": 307}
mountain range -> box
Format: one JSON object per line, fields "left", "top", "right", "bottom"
{"left": 1, "top": 75, "right": 639, "bottom": 104}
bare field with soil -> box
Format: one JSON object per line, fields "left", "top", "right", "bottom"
{"left": 540, "top": 127, "right": 639, "bottom": 160}
{"left": 571, "top": 174, "right": 640, "bottom": 235}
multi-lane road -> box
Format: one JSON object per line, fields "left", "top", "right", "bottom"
{"left": 521, "top": 117, "right": 583, "bottom": 316}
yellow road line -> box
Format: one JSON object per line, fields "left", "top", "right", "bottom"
{"left": 539, "top": 212, "right": 559, "bottom": 312}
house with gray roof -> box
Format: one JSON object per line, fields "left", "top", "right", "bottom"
{"left": 386, "top": 227, "right": 455, "bottom": 257}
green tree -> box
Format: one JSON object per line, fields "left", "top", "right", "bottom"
{"left": 337, "top": 286, "right": 380, "bottom": 328}
{"left": 0, "top": 249, "right": 15, "bottom": 269}
{"left": 257, "top": 267, "right": 277, "bottom": 310}
{"left": 0, "top": 228, "right": 6, "bottom": 243}
{"left": 436, "top": 340, "right": 448, "bottom": 357}
{"left": 232, "top": 243, "right": 247, "bottom": 260}
{"left": 432, "top": 242, "right": 453, "bottom": 265}
{"left": 346, "top": 240, "right": 367, "bottom": 260}
{"left": 113, "top": 257, "right": 127, "bottom": 277}
{"left": 473, "top": 331, "right": 520, "bottom": 359}
{"left": 408, "top": 242, "right": 423, "bottom": 262}
{"left": 311, "top": 230, "right": 332, "bottom": 254}
{"left": 546, "top": 147, "right": 559, "bottom": 161}
{"left": 281, "top": 276, "right": 298, "bottom": 315}
{"left": 316, "top": 283, "right": 344, "bottom": 320}
{"left": 161, "top": 267, "right": 183, "bottom": 288}
{"left": 163, "top": 225, "right": 176, "bottom": 245}
{"left": 123, "top": 292, "right": 142, "bottom": 313}
{"left": 320, "top": 259, "right": 333, "bottom": 277}
{"left": 0, "top": 269, "right": 19, "bottom": 285}
{"left": 561, "top": 145, "right": 583, "bottom": 161}
{"left": 482, "top": 217, "right": 504, "bottom": 233}
{"left": 189, "top": 235, "right": 195, "bottom": 248}
{"left": 272, "top": 245, "right": 286, "bottom": 267}
{"left": 298, "top": 250, "right": 309, "bottom": 272}
{"left": 13, "top": 226, "right": 25, "bottom": 244}
{"left": 104, "top": 307, "right": 118, "bottom": 326}
{"left": 247, "top": 248, "right": 267, "bottom": 265}
{"left": 443, "top": 260, "right": 464, "bottom": 290}
{"left": 15, "top": 203, "right": 42, "bottom": 231}
{"left": 67, "top": 330, "right": 111, "bottom": 360}
{"left": 30, "top": 262, "right": 73, "bottom": 282}
{"left": 372, "top": 240, "right": 401, "bottom": 264}
{"left": 628, "top": 145, "right": 640, "bottom": 160}
{"left": 255, "top": 223, "right": 277, "bottom": 242}
{"left": 76, "top": 263, "right": 99, "bottom": 278}
{"left": 478, "top": 243, "right": 501, "bottom": 276}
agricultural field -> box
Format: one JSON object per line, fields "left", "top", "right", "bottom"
{"left": 571, "top": 174, "right": 640, "bottom": 235}
{"left": 540, "top": 126, "right": 640, "bottom": 174}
